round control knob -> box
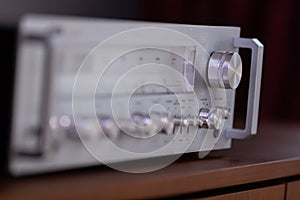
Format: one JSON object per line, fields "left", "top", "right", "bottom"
{"left": 199, "top": 108, "right": 223, "bottom": 130}
{"left": 208, "top": 51, "right": 242, "bottom": 89}
{"left": 132, "top": 112, "right": 174, "bottom": 135}
{"left": 99, "top": 117, "right": 119, "bottom": 139}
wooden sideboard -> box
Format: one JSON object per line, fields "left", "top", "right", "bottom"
{"left": 1, "top": 122, "right": 300, "bottom": 199}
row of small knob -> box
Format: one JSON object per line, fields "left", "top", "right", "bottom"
{"left": 174, "top": 108, "right": 230, "bottom": 130}
{"left": 49, "top": 107, "right": 230, "bottom": 139}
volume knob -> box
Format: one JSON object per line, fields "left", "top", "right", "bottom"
{"left": 208, "top": 51, "right": 242, "bottom": 89}
{"left": 199, "top": 108, "right": 223, "bottom": 130}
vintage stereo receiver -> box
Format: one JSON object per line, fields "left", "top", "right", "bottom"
{"left": 9, "top": 15, "right": 263, "bottom": 175}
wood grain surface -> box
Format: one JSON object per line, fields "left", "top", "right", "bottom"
{"left": 1, "top": 122, "right": 300, "bottom": 199}
{"left": 199, "top": 184, "right": 285, "bottom": 200}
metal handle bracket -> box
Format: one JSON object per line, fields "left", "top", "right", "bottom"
{"left": 226, "top": 38, "right": 264, "bottom": 139}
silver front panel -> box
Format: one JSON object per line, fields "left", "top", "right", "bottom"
{"left": 10, "top": 15, "right": 241, "bottom": 175}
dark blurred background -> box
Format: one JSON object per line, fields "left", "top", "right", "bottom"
{"left": 0, "top": 0, "right": 299, "bottom": 164}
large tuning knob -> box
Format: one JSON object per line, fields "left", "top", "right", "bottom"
{"left": 208, "top": 51, "right": 242, "bottom": 89}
